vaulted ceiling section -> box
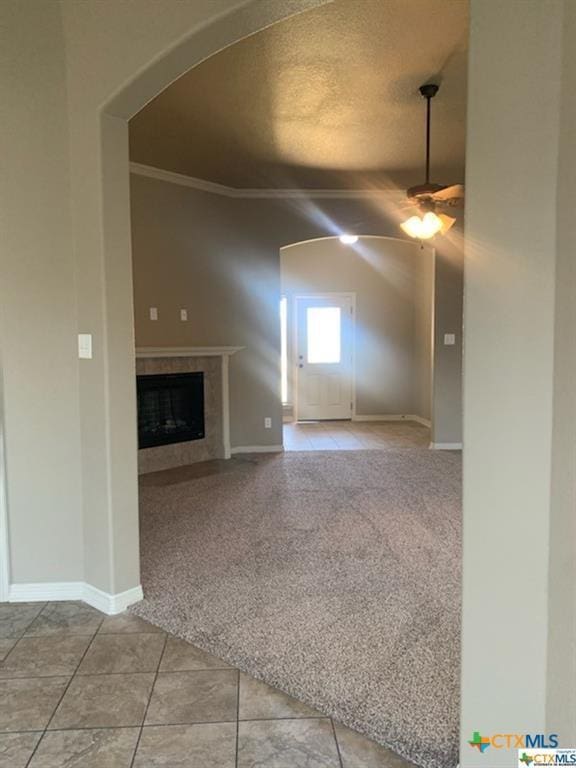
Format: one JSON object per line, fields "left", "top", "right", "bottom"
{"left": 129, "top": 0, "right": 468, "bottom": 190}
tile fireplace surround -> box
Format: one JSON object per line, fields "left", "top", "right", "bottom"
{"left": 135, "top": 347, "right": 242, "bottom": 474}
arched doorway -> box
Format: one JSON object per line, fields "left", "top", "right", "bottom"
{"left": 89, "top": 0, "right": 328, "bottom": 605}
{"left": 97, "top": 6, "right": 462, "bottom": 765}
{"left": 279, "top": 235, "right": 434, "bottom": 434}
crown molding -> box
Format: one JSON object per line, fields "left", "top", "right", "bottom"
{"left": 130, "top": 162, "right": 239, "bottom": 196}
{"left": 130, "top": 162, "right": 405, "bottom": 201}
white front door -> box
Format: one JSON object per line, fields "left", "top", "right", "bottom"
{"left": 295, "top": 295, "right": 353, "bottom": 421}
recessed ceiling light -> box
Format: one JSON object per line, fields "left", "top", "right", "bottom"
{"left": 339, "top": 234, "right": 358, "bottom": 245}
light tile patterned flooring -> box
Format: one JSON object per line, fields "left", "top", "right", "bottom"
{"left": 283, "top": 419, "right": 430, "bottom": 451}
{"left": 0, "top": 601, "right": 414, "bottom": 767}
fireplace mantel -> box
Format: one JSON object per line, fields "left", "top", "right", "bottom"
{"left": 136, "top": 346, "right": 243, "bottom": 359}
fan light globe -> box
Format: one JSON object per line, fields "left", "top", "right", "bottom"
{"left": 401, "top": 212, "right": 441, "bottom": 239}
{"left": 339, "top": 234, "right": 358, "bottom": 245}
{"left": 400, "top": 211, "right": 456, "bottom": 240}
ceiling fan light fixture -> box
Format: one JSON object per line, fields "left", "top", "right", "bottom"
{"left": 400, "top": 211, "right": 443, "bottom": 240}
{"left": 400, "top": 215, "right": 425, "bottom": 239}
{"left": 399, "top": 82, "right": 462, "bottom": 240}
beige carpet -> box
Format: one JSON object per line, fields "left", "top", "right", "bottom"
{"left": 132, "top": 449, "right": 462, "bottom": 768}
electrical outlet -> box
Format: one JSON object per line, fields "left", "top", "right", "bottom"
{"left": 180, "top": 309, "right": 188, "bottom": 321}
{"left": 444, "top": 333, "right": 456, "bottom": 346}
{"left": 149, "top": 307, "right": 158, "bottom": 321}
{"left": 264, "top": 417, "right": 272, "bottom": 429}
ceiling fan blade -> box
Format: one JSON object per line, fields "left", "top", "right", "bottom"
{"left": 432, "top": 184, "right": 465, "bottom": 201}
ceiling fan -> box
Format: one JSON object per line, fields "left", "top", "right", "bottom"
{"left": 400, "top": 83, "right": 464, "bottom": 240}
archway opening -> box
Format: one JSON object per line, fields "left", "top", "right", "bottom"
{"left": 101, "top": 3, "right": 465, "bottom": 766}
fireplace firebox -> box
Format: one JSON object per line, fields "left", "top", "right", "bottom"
{"left": 137, "top": 372, "right": 204, "bottom": 449}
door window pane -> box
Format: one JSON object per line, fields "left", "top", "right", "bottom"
{"left": 307, "top": 307, "right": 341, "bottom": 363}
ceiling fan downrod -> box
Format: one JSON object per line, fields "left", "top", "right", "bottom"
{"left": 419, "top": 83, "right": 439, "bottom": 186}
{"left": 406, "top": 83, "right": 442, "bottom": 200}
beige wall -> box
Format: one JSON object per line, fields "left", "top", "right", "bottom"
{"left": 0, "top": 0, "right": 83, "bottom": 584}
{"left": 461, "top": 1, "right": 576, "bottom": 763}
{"left": 130, "top": 174, "right": 283, "bottom": 448}
{"left": 431, "top": 228, "right": 464, "bottom": 446}
{"left": 281, "top": 237, "right": 433, "bottom": 419}
{"left": 547, "top": 0, "right": 576, "bottom": 735}
{"left": 414, "top": 246, "right": 434, "bottom": 422}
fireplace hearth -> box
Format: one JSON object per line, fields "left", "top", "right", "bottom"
{"left": 137, "top": 372, "right": 204, "bottom": 449}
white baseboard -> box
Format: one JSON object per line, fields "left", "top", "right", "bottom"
{"left": 82, "top": 585, "right": 144, "bottom": 615}
{"left": 230, "top": 445, "right": 284, "bottom": 454}
{"left": 352, "top": 414, "right": 407, "bottom": 422}
{"left": 410, "top": 415, "right": 432, "bottom": 427}
{"left": 352, "top": 414, "right": 430, "bottom": 426}
{"left": 8, "top": 582, "right": 84, "bottom": 602}
{"left": 429, "top": 442, "right": 463, "bottom": 450}
{"left": 8, "top": 582, "right": 143, "bottom": 615}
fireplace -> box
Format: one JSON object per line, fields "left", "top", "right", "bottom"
{"left": 136, "top": 347, "right": 241, "bottom": 473}
{"left": 137, "top": 372, "right": 204, "bottom": 449}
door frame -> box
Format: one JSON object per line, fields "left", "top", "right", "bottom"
{"left": 292, "top": 292, "right": 356, "bottom": 422}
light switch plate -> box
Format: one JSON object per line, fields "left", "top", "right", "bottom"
{"left": 444, "top": 333, "right": 456, "bottom": 346}
{"left": 149, "top": 307, "right": 158, "bottom": 321}
{"left": 78, "top": 333, "right": 92, "bottom": 359}
{"left": 180, "top": 309, "right": 188, "bottom": 321}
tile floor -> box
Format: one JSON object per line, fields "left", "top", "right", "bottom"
{"left": 0, "top": 601, "right": 414, "bottom": 767}
{"left": 283, "top": 419, "right": 430, "bottom": 451}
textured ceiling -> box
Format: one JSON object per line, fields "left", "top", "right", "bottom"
{"left": 129, "top": 0, "right": 468, "bottom": 190}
